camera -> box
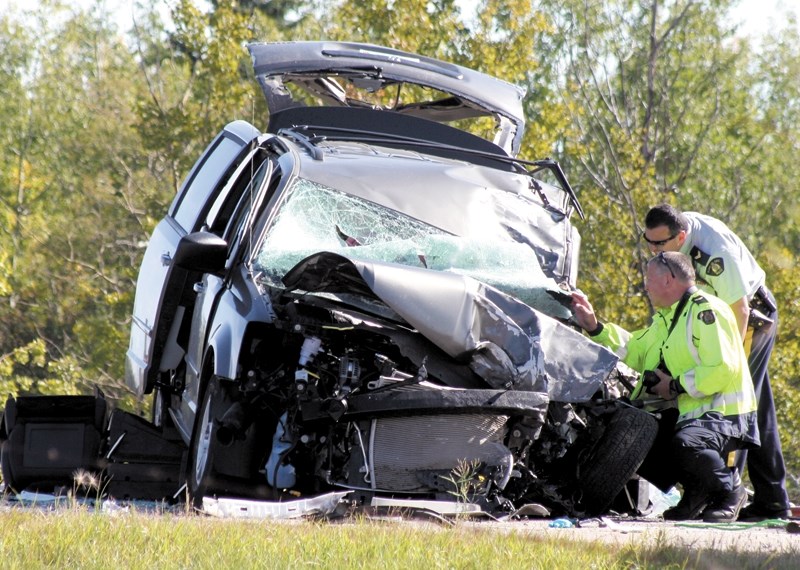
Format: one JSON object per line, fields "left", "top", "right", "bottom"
{"left": 642, "top": 370, "right": 660, "bottom": 393}
{"left": 642, "top": 360, "right": 671, "bottom": 395}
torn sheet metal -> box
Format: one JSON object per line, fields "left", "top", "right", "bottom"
{"left": 506, "top": 503, "right": 551, "bottom": 519}
{"left": 282, "top": 252, "right": 618, "bottom": 403}
{"left": 202, "top": 491, "right": 352, "bottom": 520}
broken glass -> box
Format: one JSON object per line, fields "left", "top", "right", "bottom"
{"left": 254, "top": 179, "right": 570, "bottom": 319}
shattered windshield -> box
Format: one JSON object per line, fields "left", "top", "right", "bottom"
{"left": 253, "top": 179, "right": 570, "bottom": 318}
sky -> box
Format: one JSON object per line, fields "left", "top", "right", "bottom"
{"left": 728, "top": 0, "right": 797, "bottom": 38}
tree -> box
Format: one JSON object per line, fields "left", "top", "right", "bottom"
{"left": 212, "top": 0, "right": 317, "bottom": 29}
{"left": 743, "top": 19, "right": 800, "bottom": 484}
{"left": 0, "top": 2, "right": 154, "bottom": 406}
{"left": 535, "top": 0, "right": 756, "bottom": 324}
{"left": 133, "top": 0, "right": 262, "bottom": 193}
{"left": 2, "top": 0, "right": 798, "bottom": 494}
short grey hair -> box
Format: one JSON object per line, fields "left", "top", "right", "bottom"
{"left": 648, "top": 251, "right": 696, "bottom": 283}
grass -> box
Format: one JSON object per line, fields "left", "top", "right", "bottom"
{"left": 0, "top": 506, "right": 798, "bottom": 569}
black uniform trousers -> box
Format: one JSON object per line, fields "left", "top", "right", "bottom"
{"left": 735, "top": 286, "right": 790, "bottom": 510}
{"left": 637, "top": 408, "right": 737, "bottom": 497}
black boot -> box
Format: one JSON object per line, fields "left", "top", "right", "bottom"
{"left": 739, "top": 502, "right": 791, "bottom": 521}
{"left": 702, "top": 483, "right": 747, "bottom": 522}
{"left": 662, "top": 487, "right": 707, "bottom": 521}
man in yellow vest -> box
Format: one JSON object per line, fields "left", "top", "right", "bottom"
{"left": 571, "top": 252, "right": 759, "bottom": 522}
{"left": 643, "top": 203, "right": 789, "bottom": 520}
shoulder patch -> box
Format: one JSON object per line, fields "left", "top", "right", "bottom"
{"left": 697, "top": 309, "right": 716, "bottom": 325}
{"left": 706, "top": 257, "right": 725, "bottom": 276}
{"left": 690, "top": 246, "right": 710, "bottom": 266}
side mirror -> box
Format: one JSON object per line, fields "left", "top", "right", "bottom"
{"left": 173, "top": 231, "right": 228, "bottom": 274}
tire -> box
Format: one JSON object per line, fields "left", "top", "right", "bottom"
{"left": 187, "top": 376, "right": 230, "bottom": 505}
{"left": 576, "top": 406, "right": 658, "bottom": 515}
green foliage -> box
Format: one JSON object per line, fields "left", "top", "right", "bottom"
{"left": 134, "top": 0, "right": 261, "bottom": 190}
{"left": 0, "top": 3, "right": 143, "bottom": 402}
{"left": 326, "top": 0, "right": 462, "bottom": 55}
{"left": 217, "top": 0, "right": 317, "bottom": 29}
{"left": 764, "top": 256, "right": 800, "bottom": 494}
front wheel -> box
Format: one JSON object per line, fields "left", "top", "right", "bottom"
{"left": 576, "top": 406, "right": 658, "bottom": 515}
{"left": 187, "top": 376, "right": 229, "bottom": 505}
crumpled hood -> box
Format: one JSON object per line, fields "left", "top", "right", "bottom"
{"left": 282, "top": 252, "right": 618, "bottom": 403}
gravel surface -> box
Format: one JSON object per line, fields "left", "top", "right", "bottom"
{"left": 461, "top": 515, "right": 800, "bottom": 557}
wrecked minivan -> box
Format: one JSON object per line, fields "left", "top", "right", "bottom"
{"left": 1, "top": 42, "right": 656, "bottom": 518}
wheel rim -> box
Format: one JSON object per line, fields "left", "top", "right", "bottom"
{"left": 152, "top": 388, "right": 163, "bottom": 428}
{"left": 194, "top": 397, "right": 214, "bottom": 484}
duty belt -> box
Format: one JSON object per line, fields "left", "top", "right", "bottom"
{"left": 749, "top": 285, "right": 776, "bottom": 314}
{"left": 749, "top": 285, "right": 776, "bottom": 329}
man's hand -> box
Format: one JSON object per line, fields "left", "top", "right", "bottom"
{"left": 570, "top": 292, "right": 598, "bottom": 332}
{"left": 650, "top": 368, "right": 677, "bottom": 400}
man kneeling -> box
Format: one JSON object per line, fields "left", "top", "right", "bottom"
{"left": 571, "top": 252, "right": 759, "bottom": 522}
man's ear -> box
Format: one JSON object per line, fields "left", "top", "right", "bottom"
{"left": 676, "top": 229, "right": 687, "bottom": 247}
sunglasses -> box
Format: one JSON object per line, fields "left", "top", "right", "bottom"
{"left": 642, "top": 232, "right": 678, "bottom": 246}
{"left": 654, "top": 251, "right": 676, "bottom": 278}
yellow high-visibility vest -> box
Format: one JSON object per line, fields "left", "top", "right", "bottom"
{"left": 593, "top": 289, "right": 757, "bottom": 422}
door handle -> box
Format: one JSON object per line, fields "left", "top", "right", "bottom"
{"left": 160, "top": 252, "right": 172, "bottom": 266}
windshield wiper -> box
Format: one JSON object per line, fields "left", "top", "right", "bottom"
{"left": 527, "top": 159, "right": 585, "bottom": 220}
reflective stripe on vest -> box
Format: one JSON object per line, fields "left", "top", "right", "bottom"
{"left": 681, "top": 388, "right": 756, "bottom": 420}
{"left": 680, "top": 311, "right": 705, "bottom": 398}
{"left": 686, "top": 310, "right": 702, "bottom": 366}
{"left": 681, "top": 368, "right": 703, "bottom": 399}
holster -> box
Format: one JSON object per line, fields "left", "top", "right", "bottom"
{"left": 748, "top": 308, "right": 774, "bottom": 329}
{"left": 749, "top": 285, "right": 777, "bottom": 313}
{"left": 749, "top": 285, "right": 776, "bottom": 329}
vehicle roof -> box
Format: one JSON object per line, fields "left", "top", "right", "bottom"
{"left": 248, "top": 41, "right": 526, "bottom": 155}
{"left": 283, "top": 137, "right": 533, "bottom": 237}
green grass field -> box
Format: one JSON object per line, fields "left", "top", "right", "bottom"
{"left": 0, "top": 506, "right": 798, "bottom": 569}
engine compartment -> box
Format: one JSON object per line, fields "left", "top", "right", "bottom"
{"left": 205, "top": 290, "right": 636, "bottom": 515}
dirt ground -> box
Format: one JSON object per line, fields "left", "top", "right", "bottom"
{"left": 461, "top": 515, "right": 800, "bottom": 558}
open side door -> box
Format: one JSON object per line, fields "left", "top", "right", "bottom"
{"left": 125, "top": 122, "right": 260, "bottom": 397}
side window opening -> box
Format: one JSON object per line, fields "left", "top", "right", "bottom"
{"left": 222, "top": 160, "right": 278, "bottom": 265}
{"left": 171, "top": 136, "right": 247, "bottom": 232}
{"left": 206, "top": 149, "right": 271, "bottom": 236}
